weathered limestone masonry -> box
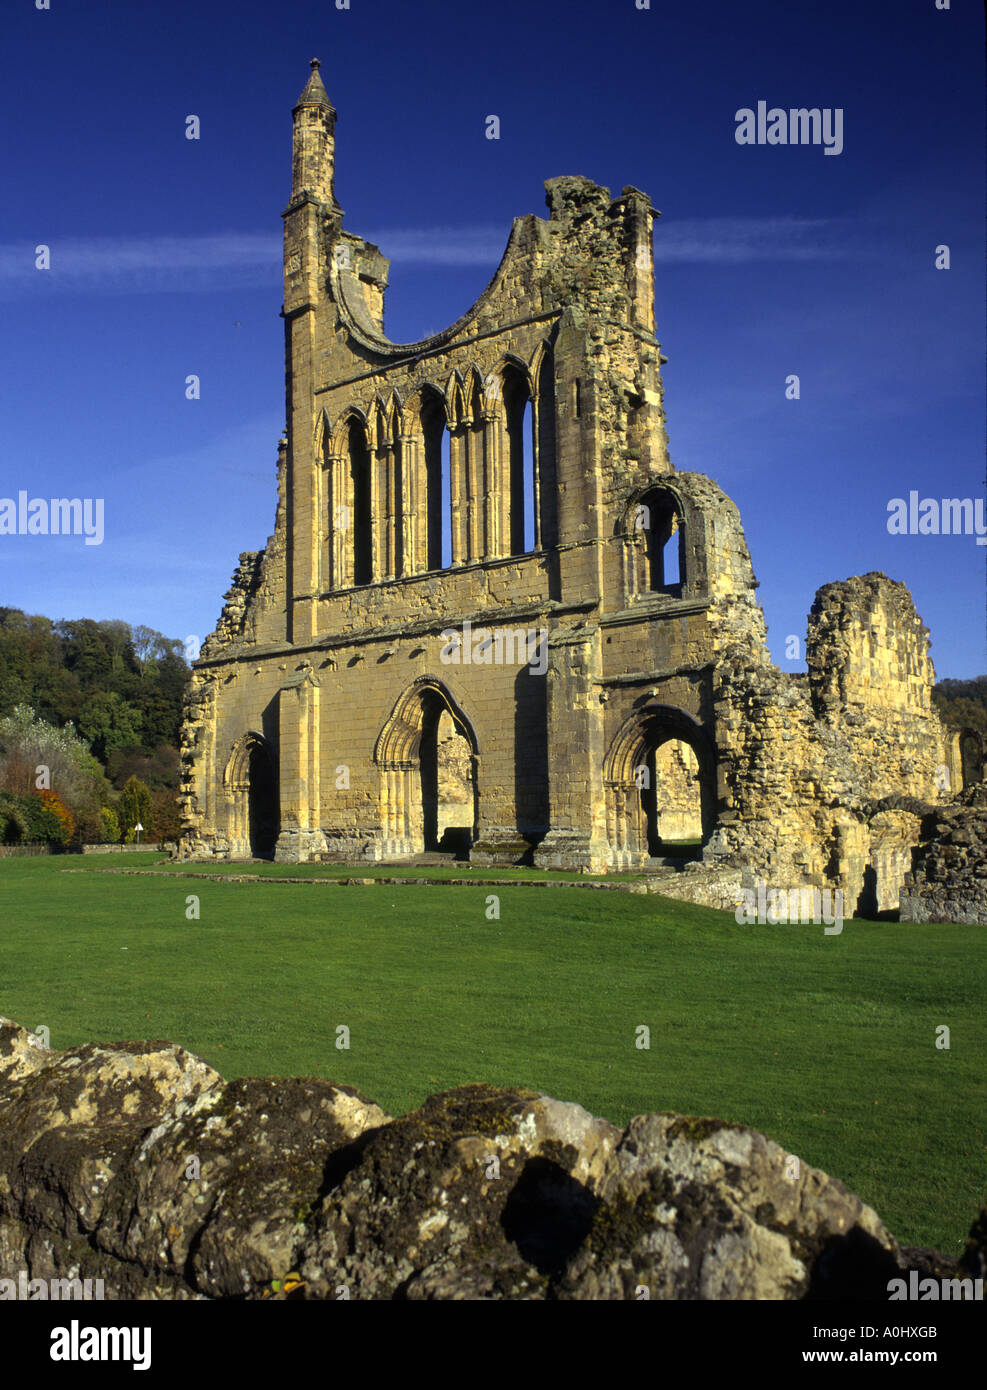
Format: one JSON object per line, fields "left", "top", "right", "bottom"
{"left": 899, "top": 783, "right": 987, "bottom": 925}
{"left": 178, "top": 61, "right": 978, "bottom": 914}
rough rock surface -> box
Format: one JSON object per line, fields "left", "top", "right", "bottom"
{"left": 0, "top": 1018, "right": 977, "bottom": 1300}
{"left": 899, "top": 782, "right": 987, "bottom": 924}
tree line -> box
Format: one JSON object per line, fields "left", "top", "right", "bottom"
{"left": 0, "top": 608, "right": 190, "bottom": 846}
{"left": 932, "top": 676, "right": 987, "bottom": 739}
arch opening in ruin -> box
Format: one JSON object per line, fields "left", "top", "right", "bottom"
{"left": 500, "top": 362, "right": 536, "bottom": 557}
{"left": 604, "top": 707, "right": 715, "bottom": 867}
{"left": 640, "top": 488, "right": 682, "bottom": 592}
{"left": 959, "top": 729, "right": 984, "bottom": 789}
{"left": 225, "top": 733, "right": 279, "bottom": 859}
{"left": 621, "top": 486, "right": 686, "bottom": 605}
{"left": 375, "top": 679, "right": 478, "bottom": 859}
{"left": 643, "top": 739, "right": 704, "bottom": 853}
{"left": 422, "top": 702, "right": 475, "bottom": 854}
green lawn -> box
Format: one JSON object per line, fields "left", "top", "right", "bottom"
{"left": 0, "top": 852, "right": 983, "bottom": 1254}
{"left": 71, "top": 857, "right": 644, "bottom": 881}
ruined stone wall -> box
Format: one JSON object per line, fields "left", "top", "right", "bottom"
{"left": 807, "top": 573, "right": 945, "bottom": 800}
{"left": 179, "top": 64, "right": 962, "bottom": 912}
{"left": 179, "top": 65, "right": 695, "bottom": 869}
{"left": 705, "top": 573, "right": 950, "bottom": 912}
{"left": 654, "top": 741, "right": 702, "bottom": 841}
{"left": 900, "top": 783, "right": 987, "bottom": 924}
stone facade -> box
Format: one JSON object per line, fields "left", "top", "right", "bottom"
{"left": 178, "top": 61, "right": 974, "bottom": 914}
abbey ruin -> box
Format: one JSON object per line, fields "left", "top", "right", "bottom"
{"left": 178, "top": 62, "right": 983, "bottom": 918}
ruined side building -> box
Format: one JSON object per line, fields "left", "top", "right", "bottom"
{"left": 178, "top": 61, "right": 984, "bottom": 917}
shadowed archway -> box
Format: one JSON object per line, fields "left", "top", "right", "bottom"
{"left": 225, "top": 732, "right": 279, "bottom": 858}
{"left": 603, "top": 704, "right": 715, "bottom": 866}
{"left": 374, "top": 678, "right": 479, "bottom": 858}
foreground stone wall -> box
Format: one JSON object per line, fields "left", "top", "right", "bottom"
{"left": 1, "top": 1018, "right": 980, "bottom": 1300}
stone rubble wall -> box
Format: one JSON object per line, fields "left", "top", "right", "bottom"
{"left": 2, "top": 1017, "right": 976, "bottom": 1301}
{"left": 899, "top": 782, "right": 987, "bottom": 924}
{"left": 654, "top": 741, "right": 702, "bottom": 841}
{"left": 706, "top": 573, "right": 954, "bottom": 913}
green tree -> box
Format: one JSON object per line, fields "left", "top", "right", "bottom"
{"left": 54, "top": 619, "right": 113, "bottom": 690}
{"left": 98, "top": 805, "right": 120, "bottom": 843}
{"left": 78, "top": 691, "right": 143, "bottom": 763}
{"left": 0, "top": 705, "right": 91, "bottom": 802}
{"left": 14, "top": 792, "right": 64, "bottom": 845}
{"left": 150, "top": 787, "right": 182, "bottom": 842}
{"left": 118, "top": 775, "right": 153, "bottom": 842}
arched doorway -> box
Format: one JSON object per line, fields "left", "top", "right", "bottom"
{"left": 639, "top": 738, "right": 704, "bottom": 854}
{"left": 421, "top": 698, "right": 475, "bottom": 853}
{"left": 225, "top": 733, "right": 279, "bottom": 859}
{"left": 959, "top": 729, "right": 984, "bottom": 789}
{"left": 604, "top": 706, "right": 715, "bottom": 867}
{"left": 375, "top": 678, "right": 479, "bottom": 859}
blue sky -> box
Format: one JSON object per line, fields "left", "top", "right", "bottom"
{"left": 0, "top": 0, "right": 983, "bottom": 676}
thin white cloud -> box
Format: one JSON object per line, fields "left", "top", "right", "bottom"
{"left": 654, "top": 216, "right": 860, "bottom": 263}
{"left": 360, "top": 217, "right": 862, "bottom": 266}
{"left": 0, "top": 215, "right": 867, "bottom": 298}
{"left": 0, "top": 233, "right": 282, "bottom": 296}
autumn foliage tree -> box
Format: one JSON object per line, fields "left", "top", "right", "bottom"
{"left": 36, "top": 789, "right": 74, "bottom": 844}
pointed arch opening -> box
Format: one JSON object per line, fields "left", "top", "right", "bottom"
{"left": 349, "top": 418, "right": 372, "bottom": 586}
{"left": 420, "top": 391, "right": 446, "bottom": 571}
{"left": 375, "top": 678, "right": 479, "bottom": 858}
{"left": 535, "top": 345, "right": 558, "bottom": 549}
{"left": 603, "top": 706, "right": 715, "bottom": 867}
{"left": 502, "top": 364, "right": 533, "bottom": 556}
{"left": 225, "top": 732, "right": 279, "bottom": 859}
{"left": 634, "top": 487, "right": 683, "bottom": 594}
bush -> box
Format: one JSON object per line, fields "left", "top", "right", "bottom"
{"left": 98, "top": 806, "right": 120, "bottom": 843}
{"left": 16, "top": 794, "right": 64, "bottom": 845}
{"left": 0, "top": 797, "right": 28, "bottom": 844}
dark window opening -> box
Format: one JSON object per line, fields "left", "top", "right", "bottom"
{"left": 504, "top": 369, "right": 531, "bottom": 556}
{"left": 349, "top": 420, "right": 372, "bottom": 585}
{"left": 421, "top": 397, "right": 445, "bottom": 571}
{"left": 522, "top": 398, "right": 535, "bottom": 552}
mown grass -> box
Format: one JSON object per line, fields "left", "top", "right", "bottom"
{"left": 70, "top": 855, "right": 644, "bottom": 882}
{"left": 0, "top": 853, "right": 983, "bottom": 1254}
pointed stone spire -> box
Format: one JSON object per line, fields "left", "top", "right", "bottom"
{"left": 294, "top": 57, "right": 334, "bottom": 113}
{"left": 290, "top": 58, "right": 339, "bottom": 209}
